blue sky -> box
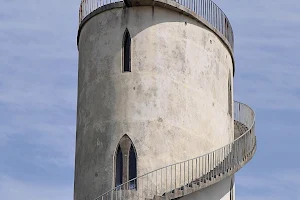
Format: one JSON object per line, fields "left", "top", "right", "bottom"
{"left": 0, "top": 0, "right": 299, "bottom": 199}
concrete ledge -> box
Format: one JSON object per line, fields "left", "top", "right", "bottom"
{"left": 77, "top": 0, "right": 235, "bottom": 75}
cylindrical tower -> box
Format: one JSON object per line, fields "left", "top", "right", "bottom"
{"left": 74, "top": 1, "right": 242, "bottom": 200}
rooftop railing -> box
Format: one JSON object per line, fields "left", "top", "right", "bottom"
{"left": 79, "top": 0, "right": 234, "bottom": 50}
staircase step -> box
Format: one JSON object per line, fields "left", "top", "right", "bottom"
{"left": 172, "top": 188, "right": 183, "bottom": 198}
{"left": 182, "top": 186, "right": 193, "bottom": 195}
{"left": 191, "top": 183, "right": 200, "bottom": 190}
{"left": 152, "top": 195, "right": 166, "bottom": 200}
{"left": 194, "top": 180, "right": 201, "bottom": 185}
{"left": 145, "top": 154, "right": 242, "bottom": 200}
{"left": 164, "top": 192, "right": 175, "bottom": 199}
{"left": 200, "top": 178, "right": 207, "bottom": 183}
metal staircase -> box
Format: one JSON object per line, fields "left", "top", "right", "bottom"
{"left": 94, "top": 101, "right": 256, "bottom": 200}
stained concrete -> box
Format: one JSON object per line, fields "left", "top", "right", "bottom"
{"left": 75, "top": 5, "right": 234, "bottom": 200}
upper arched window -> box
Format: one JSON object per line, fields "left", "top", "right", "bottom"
{"left": 114, "top": 135, "right": 137, "bottom": 189}
{"left": 228, "top": 70, "right": 232, "bottom": 117}
{"left": 123, "top": 29, "right": 131, "bottom": 72}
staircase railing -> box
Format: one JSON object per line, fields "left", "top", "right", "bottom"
{"left": 78, "top": 0, "right": 234, "bottom": 51}
{"left": 94, "top": 101, "right": 256, "bottom": 200}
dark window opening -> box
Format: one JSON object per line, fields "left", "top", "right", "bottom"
{"left": 228, "top": 71, "right": 232, "bottom": 117}
{"left": 123, "top": 29, "right": 131, "bottom": 72}
{"left": 129, "top": 144, "right": 137, "bottom": 189}
{"left": 115, "top": 135, "right": 137, "bottom": 190}
{"left": 115, "top": 146, "right": 123, "bottom": 187}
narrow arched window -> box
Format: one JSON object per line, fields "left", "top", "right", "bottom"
{"left": 129, "top": 144, "right": 137, "bottom": 189}
{"left": 115, "top": 135, "right": 137, "bottom": 190}
{"left": 123, "top": 29, "right": 131, "bottom": 72}
{"left": 115, "top": 145, "right": 123, "bottom": 187}
{"left": 228, "top": 71, "right": 232, "bottom": 117}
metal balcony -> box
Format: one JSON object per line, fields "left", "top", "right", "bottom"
{"left": 78, "top": 0, "right": 234, "bottom": 51}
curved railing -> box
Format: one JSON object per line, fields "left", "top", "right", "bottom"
{"left": 79, "top": 0, "right": 234, "bottom": 50}
{"left": 94, "top": 101, "right": 256, "bottom": 200}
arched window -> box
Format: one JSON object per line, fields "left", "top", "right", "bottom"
{"left": 228, "top": 70, "right": 232, "bottom": 117}
{"left": 115, "top": 145, "right": 123, "bottom": 187}
{"left": 123, "top": 29, "right": 131, "bottom": 72}
{"left": 129, "top": 144, "right": 137, "bottom": 189}
{"left": 114, "top": 135, "right": 137, "bottom": 190}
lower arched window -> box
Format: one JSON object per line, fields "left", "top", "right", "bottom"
{"left": 115, "top": 135, "right": 137, "bottom": 190}
{"left": 115, "top": 145, "right": 123, "bottom": 187}
{"left": 129, "top": 144, "right": 137, "bottom": 189}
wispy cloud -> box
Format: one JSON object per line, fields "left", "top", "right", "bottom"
{"left": 0, "top": 174, "right": 72, "bottom": 200}
{"left": 0, "top": 0, "right": 79, "bottom": 196}
{"left": 213, "top": 0, "right": 300, "bottom": 199}
{"left": 237, "top": 169, "right": 300, "bottom": 200}
{"left": 0, "top": 0, "right": 299, "bottom": 199}
{"left": 215, "top": 0, "right": 300, "bottom": 111}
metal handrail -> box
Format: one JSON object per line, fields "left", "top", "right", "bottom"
{"left": 94, "top": 101, "right": 256, "bottom": 200}
{"left": 78, "top": 0, "right": 234, "bottom": 50}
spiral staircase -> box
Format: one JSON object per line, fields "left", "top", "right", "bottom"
{"left": 93, "top": 101, "right": 256, "bottom": 200}
{"left": 77, "top": 1, "right": 256, "bottom": 200}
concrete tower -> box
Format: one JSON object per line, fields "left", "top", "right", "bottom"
{"left": 74, "top": 0, "right": 256, "bottom": 200}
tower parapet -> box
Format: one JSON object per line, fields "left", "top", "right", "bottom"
{"left": 78, "top": 0, "right": 235, "bottom": 72}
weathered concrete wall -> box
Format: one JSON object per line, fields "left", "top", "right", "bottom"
{"left": 180, "top": 175, "right": 235, "bottom": 200}
{"left": 75, "top": 5, "right": 234, "bottom": 200}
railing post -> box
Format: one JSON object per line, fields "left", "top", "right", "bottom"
{"left": 156, "top": 170, "right": 157, "bottom": 195}
{"left": 192, "top": 159, "right": 194, "bottom": 181}
{"left": 171, "top": 165, "right": 173, "bottom": 192}
{"left": 196, "top": 158, "right": 198, "bottom": 181}
{"left": 174, "top": 164, "right": 177, "bottom": 188}
{"left": 180, "top": 162, "right": 182, "bottom": 189}
{"left": 188, "top": 160, "right": 190, "bottom": 184}
{"left": 161, "top": 169, "right": 163, "bottom": 195}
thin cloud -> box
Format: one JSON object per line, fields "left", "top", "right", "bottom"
{"left": 0, "top": 0, "right": 299, "bottom": 200}
{"left": 237, "top": 170, "right": 300, "bottom": 200}
{"left": 214, "top": 0, "right": 300, "bottom": 111}
{"left": 0, "top": 174, "right": 72, "bottom": 200}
